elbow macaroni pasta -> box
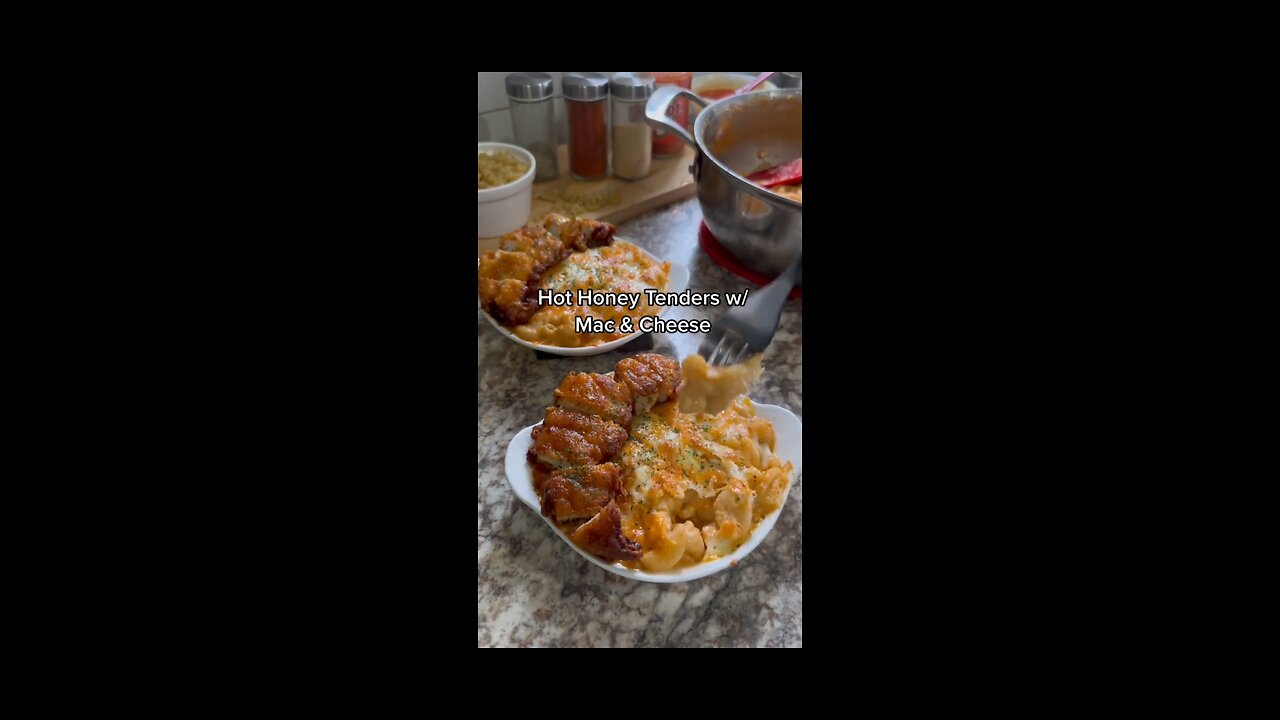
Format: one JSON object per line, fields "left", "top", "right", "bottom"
{"left": 477, "top": 151, "right": 529, "bottom": 189}
{"left": 618, "top": 396, "right": 792, "bottom": 572}
{"left": 511, "top": 241, "right": 669, "bottom": 348}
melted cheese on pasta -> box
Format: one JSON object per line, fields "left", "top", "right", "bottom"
{"left": 617, "top": 395, "right": 791, "bottom": 572}
{"left": 677, "top": 354, "right": 763, "bottom": 415}
{"left": 512, "top": 241, "right": 669, "bottom": 348}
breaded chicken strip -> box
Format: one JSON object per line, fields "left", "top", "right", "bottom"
{"left": 542, "top": 213, "right": 616, "bottom": 252}
{"left": 527, "top": 408, "right": 628, "bottom": 468}
{"left": 553, "top": 372, "right": 633, "bottom": 427}
{"left": 543, "top": 407, "right": 628, "bottom": 451}
{"left": 540, "top": 463, "right": 623, "bottom": 524}
{"left": 614, "top": 353, "right": 682, "bottom": 414}
{"left": 571, "top": 499, "right": 642, "bottom": 561}
{"left": 478, "top": 278, "right": 535, "bottom": 326}
{"left": 479, "top": 215, "right": 614, "bottom": 326}
{"left": 479, "top": 247, "right": 534, "bottom": 279}
{"left": 478, "top": 247, "right": 539, "bottom": 325}
{"left": 497, "top": 224, "right": 572, "bottom": 278}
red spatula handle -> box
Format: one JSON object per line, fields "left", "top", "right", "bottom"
{"left": 735, "top": 72, "right": 777, "bottom": 96}
{"left": 746, "top": 157, "right": 802, "bottom": 188}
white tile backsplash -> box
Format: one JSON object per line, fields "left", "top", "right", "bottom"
{"left": 477, "top": 108, "right": 515, "bottom": 144}
{"left": 477, "top": 72, "right": 514, "bottom": 114}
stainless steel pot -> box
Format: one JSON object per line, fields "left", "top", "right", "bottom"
{"left": 646, "top": 86, "right": 801, "bottom": 277}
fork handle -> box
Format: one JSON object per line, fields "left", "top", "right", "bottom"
{"left": 742, "top": 254, "right": 801, "bottom": 350}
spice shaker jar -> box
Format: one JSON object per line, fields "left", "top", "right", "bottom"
{"left": 505, "top": 72, "right": 559, "bottom": 181}
{"left": 562, "top": 72, "right": 610, "bottom": 181}
{"left": 610, "top": 73, "right": 654, "bottom": 181}
{"left": 649, "top": 72, "right": 693, "bottom": 157}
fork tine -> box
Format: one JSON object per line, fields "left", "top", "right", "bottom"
{"left": 706, "top": 331, "right": 749, "bottom": 367}
{"left": 698, "top": 327, "right": 718, "bottom": 360}
{"left": 709, "top": 333, "right": 729, "bottom": 366}
{"left": 698, "top": 337, "right": 714, "bottom": 360}
{"left": 720, "top": 336, "right": 738, "bottom": 366}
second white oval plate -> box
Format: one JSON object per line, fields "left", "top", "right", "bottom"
{"left": 480, "top": 239, "right": 689, "bottom": 357}
{"left": 505, "top": 402, "right": 802, "bottom": 583}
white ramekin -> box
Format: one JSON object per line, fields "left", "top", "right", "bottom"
{"left": 478, "top": 142, "right": 536, "bottom": 238}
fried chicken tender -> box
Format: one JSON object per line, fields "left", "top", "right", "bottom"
{"left": 540, "top": 463, "right": 623, "bottom": 524}
{"left": 527, "top": 408, "right": 628, "bottom": 468}
{"left": 478, "top": 279, "right": 536, "bottom": 325}
{"left": 498, "top": 224, "right": 572, "bottom": 277}
{"left": 614, "top": 353, "right": 682, "bottom": 414}
{"left": 542, "top": 213, "right": 616, "bottom": 252}
{"left": 571, "top": 500, "right": 642, "bottom": 561}
{"left": 553, "top": 372, "right": 634, "bottom": 427}
{"left": 478, "top": 247, "right": 541, "bottom": 325}
{"left": 478, "top": 215, "right": 617, "bottom": 327}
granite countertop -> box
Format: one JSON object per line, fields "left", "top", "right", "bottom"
{"left": 477, "top": 198, "right": 802, "bottom": 647}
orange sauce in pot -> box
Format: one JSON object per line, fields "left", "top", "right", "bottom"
{"left": 698, "top": 87, "right": 737, "bottom": 101}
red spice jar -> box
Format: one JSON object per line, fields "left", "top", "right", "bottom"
{"left": 649, "top": 72, "right": 693, "bottom": 157}
{"left": 563, "top": 72, "right": 610, "bottom": 180}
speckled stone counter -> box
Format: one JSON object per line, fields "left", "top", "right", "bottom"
{"left": 478, "top": 199, "right": 802, "bottom": 647}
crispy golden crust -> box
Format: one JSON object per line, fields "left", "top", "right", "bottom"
{"left": 479, "top": 228, "right": 567, "bottom": 327}
{"left": 529, "top": 422, "right": 624, "bottom": 468}
{"left": 479, "top": 215, "right": 617, "bottom": 328}
{"left": 554, "top": 372, "right": 633, "bottom": 427}
{"left": 496, "top": 224, "right": 545, "bottom": 253}
{"left": 478, "top": 278, "right": 535, "bottom": 325}
{"left": 571, "top": 500, "right": 642, "bottom": 561}
{"left": 498, "top": 225, "right": 572, "bottom": 278}
{"left": 542, "top": 213, "right": 617, "bottom": 252}
{"left": 614, "top": 353, "right": 681, "bottom": 413}
{"left": 540, "top": 463, "right": 622, "bottom": 524}
{"left": 477, "top": 246, "right": 540, "bottom": 326}
{"left": 527, "top": 409, "right": 628, "bottom": 469}
{"left": 479, "top": 248, "right": 534, "bottom": 280}
{"left": 544, "top": 408, "right": 628, "bottom": 454}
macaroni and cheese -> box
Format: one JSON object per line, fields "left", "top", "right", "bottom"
{"left": 511, "top": 241, "right": 669, "bottom": 348}
{"left": 528, "top": 352, "right": 791, "bottom": 573}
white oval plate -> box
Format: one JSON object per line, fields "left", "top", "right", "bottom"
{"left": 479, "top": 239, "right": 689, "bottom": 357}
{"left": 505, "top": 402, "right": 801, "bottom": 583}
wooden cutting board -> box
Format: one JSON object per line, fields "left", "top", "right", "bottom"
{"left": 478, "top": 143, "right": 696, "bottom": 255}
